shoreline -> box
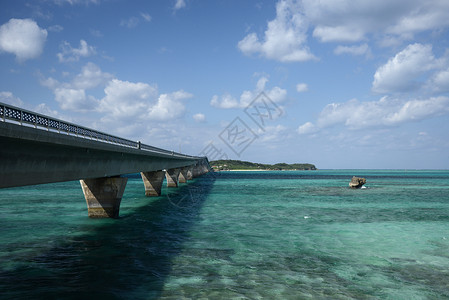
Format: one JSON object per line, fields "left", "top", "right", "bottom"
{"left": 215, "top": 169, "right": 315, "bottom": 172}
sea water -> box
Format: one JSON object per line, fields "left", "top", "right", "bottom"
{"left": 0, "top": 170, "right": 448, "bottom": 299}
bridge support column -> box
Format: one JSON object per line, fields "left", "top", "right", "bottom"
{"left": 192, "top": 165, "right": 200, "bottom": 178}
{"left": 178, "top": 167, "right": 188, "bottom": 183}
{"left": 193, "top": 164, "right": 208, "bottom": 177}
{"left": 80, "top": 177, "right": 128, "bottom": 218}
{"left": 140, "top": 171, "right": 165, "bottom": 196}
{"left": 165, "top": 168, "right": 180, "bottom": 187}
{"left": 186, "top": 166, "right": 193, "bottom": 180}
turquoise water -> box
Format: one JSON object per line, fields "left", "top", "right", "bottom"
{"left": 0, "top": 170, "right": 448, "bottom": 299}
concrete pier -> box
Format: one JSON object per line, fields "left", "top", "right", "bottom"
{"left": 165, "top": 168, "right": 180, "bottom": 187}
{"left": 179, "top": 167, "right": 188, "bottom": 183}
{"left": 80, "top": 177, "right": 128, "bottom": 218}
{"left": 186, "top": 166, "right": 193, "bottom": 180}
{"left": 192, "top": 162, "right": 209, "bottom": 178}
{"left": 140, "top": 171, "right": 165, "bottom": 196}
{"left": 192, "top": 164, "right": 200, "bottom": 178}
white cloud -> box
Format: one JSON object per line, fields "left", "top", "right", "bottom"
{"left": 54, "top": 87, "right": 97, "bottom": 111}
{"left": 296, "top": 83, "right": 308, "bottom": 93}
{"left": 0, "top": 18, "right": 47, "bottom": 62}
{"left": 298, "top": 96, "right": 449, "bottom": 134}
{"left": 72, "top": 62, "right": 113, "bottom": 89}
{"left": 0, "top": 91, "right": 24, "bottom": 107}
{"left": 297, "top": 121, "right": 316, "bottom": 135}
{"left": 98, "top": 80, "right": 192, "bottom": 122}
{"left": 428, "top": 68, "right": 449, "bottom": 93}
{"left": 174, "top": 0, "right": 186, "bottom": 10}
{"left": 211, "top": 76, "right": 287, "bottom": 109}
{"left": 40, "top": 62, "right": 112, "bottom": 111}
{"left": 148, "top": 90, "right": 192, "bottom": 121}
{"left": 303, "top": 0, "right": 449, "bottom": 44}
{"left": 57, "top": 40, "right": 96, "bottom": 62}
{"left": 385, "top": 1, "right": 449, "bottom": 36}
{"left": 334, "top": 44, "right": 370, "bottom": 56}
{"left": 237, "top": 0, "right": 316, "bottom": 62}
{"left": 372, "top": 43, "right": 438, "bottom": 93}
{"left": 193, "top": 113, "right": 206, "bottom": 122}
{"left": 386, "top": 97, "right": 449, "bottom": 124}
{"left": 34, "top": 103, "right": 61, "bottom": 118}
{"left": 313, "top": 26, "right": 365, "bottom": 43}
{"left": 98, "top": 79, "right": 158, "bottom": 119}
{"left": 40, "top": 76, "right": 60, "bottom": 89}
{"left": 258, "top": 124, "right": 288, "bottom": 143}
{"left": 40, "top": 63, "right": 194, "bottom": 124}
{"left": 210, "top": 94, "right": 238, "bottom": 109}
{"left": 240, "top": 0, "right": 449, "bottom": 60}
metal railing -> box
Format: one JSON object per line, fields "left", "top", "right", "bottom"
{"left": 0, "top": 102, "right": 198, "bottom": 160}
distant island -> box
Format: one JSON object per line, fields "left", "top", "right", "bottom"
{"left": 210, "top": 160, "right": 317, "bottom": 171}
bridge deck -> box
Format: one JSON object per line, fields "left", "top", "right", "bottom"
{"left": 0, "top": 103, "right": 206, "bottom": 189}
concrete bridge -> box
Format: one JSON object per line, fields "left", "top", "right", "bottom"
{"left": 0, "top": 102, "right": 211, "bottom": 218}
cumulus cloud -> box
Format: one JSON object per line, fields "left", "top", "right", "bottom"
{"left": 372, "top": 43, "right": 438, "bottom": 93}
{"left": 193, "top": 113, "right": 206, "bottom": 122}
{"left": 258, "top": 124, "right": 288, "bottom": 143}
{"left": 57, "top": 39, "right": 96, "bottom": 62}
{"left": 428, "top": 68, "right": 449, "bottom": 93}
{"left": 72, "top": 62, "right": 113, "bottom": 89}
{"left": 239, "top": 0, "right": 449, "bottom": 64}
{"left": 41, "top": 63, "right": 192, "bottom": 125}
{"left": 40, "top": 63, "right": 195, "bottom": 123}
{"left": 296, "top": 83, "right": 308, "bottom": 93}
{"left": 97, "top": 80, "right": 193, "bottom": 122}
{"left": 313, "top": 26, "right": 365, "bottom": 43}
{"left": 210, "top": 94, "right": 238, "bottom": 109}
{"left": 0, "top": 18, "right": 47, "bottom": 62}
{"left": 40, "top": 62, "right": 112, "bottom": 111}
{"left": 54, "top": 87, "right": 97, "bottom": 111}
{"left": 148, "top": 91, "right": 192, "bottom": 120}
{"left": 303, "top": 0, "right": 449, "bottom": 44}
{"left": 238, "top": 0, "right": 316, "bottom": 62}
{"left": 98, "top": 79, "right": 158, "bottom": 119}
{"left": 0, "top": 91, "right": 24, "bottom": 106}
{"left": 385, "top": 1, "right": 449, "bottom": 37}
{"left": 211, "top": 76, "right": 287, "bottom": 109}
{"left": 297, "top": 121, "right": 317, "bottom": 135}
{"left": 298, "top": 96, "right": 449, "bottom": 134}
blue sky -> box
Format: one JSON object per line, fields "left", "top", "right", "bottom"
{"left": 1, "top": 0, "right": 449, "bottom": 169}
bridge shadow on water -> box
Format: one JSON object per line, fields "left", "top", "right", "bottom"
{"left": 0, "top": 173, "right": 217, "bottom": 300}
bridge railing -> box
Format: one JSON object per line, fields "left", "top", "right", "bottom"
{"left": 0, "top": 102, "right": 197, "bottom": 160}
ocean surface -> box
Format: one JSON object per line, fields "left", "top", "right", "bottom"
{"left": 0, "top": 170, "right": 448, "bottom": 299}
